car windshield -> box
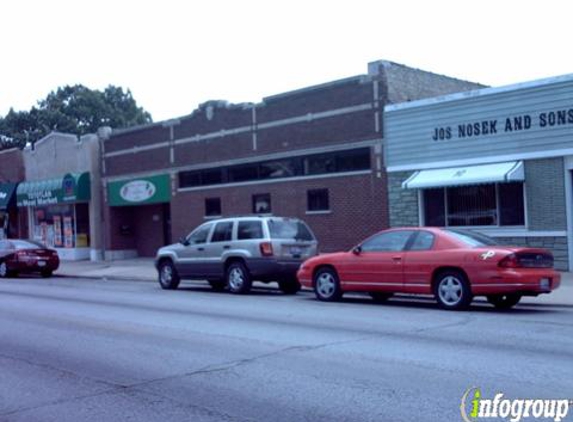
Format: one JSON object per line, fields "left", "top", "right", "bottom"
{"left": 268, "top": 219, "right": 314, "bottom": 241}
{"left": 12, "top": 240, "right": 46, "bottom": 249}
{"left": 444, "top": 229, "right": 499, "bottom": 247}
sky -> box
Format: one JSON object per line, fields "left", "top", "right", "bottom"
{"left": 3, "top": 0, "right": 572, "bottom": 123}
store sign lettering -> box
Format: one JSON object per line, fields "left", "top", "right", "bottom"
{"left": 120, "top": 180, "right": 156, "bottom": 203}
{"left": 19, "top": 190, "right": 58, "bottom": 206}
{"left": 432, "top": 107, "right": 573, "bottom": 141}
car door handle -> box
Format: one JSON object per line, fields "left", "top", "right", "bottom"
{"left": 392, "top": 256, "right": 402, "bottom": 262}
{"left": 197, "top": 247, "right": 205, "bottom": 251}
{"left": 223, "top": 245, "right": 231, "bottom": 249}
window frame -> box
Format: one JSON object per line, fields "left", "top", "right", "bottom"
{"left": 204, "top": 197, "right": 222, "bottom": 218}
{"left": 421, "top": 182, "right": 526, "bottom": 228}
{"left": 307, "top": 189, "right": 330, "bottom": 213}
{"left": 252, "top": 193, "right": 272, "bottom": 215}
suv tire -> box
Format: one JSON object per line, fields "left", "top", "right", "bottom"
{"left": 158, "top": 260, "right": 180, "bottom": 290}
{"left": 226, "top": 261, "right": 252, "bottom": 294}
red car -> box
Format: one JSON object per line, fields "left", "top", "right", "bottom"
{"left": 0, "top": 239, "right": 60, "bottom": 278}
{"left": 297, "top": 228, "right": 561, "bottom": 310}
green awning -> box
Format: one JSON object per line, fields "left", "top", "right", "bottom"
{"left": 17, "top": 172, "right": 91, "bottom": 207}
{"left": 0, "top": 183, "right": 17, "bottom": 210}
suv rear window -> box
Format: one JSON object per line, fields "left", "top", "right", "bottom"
{"left": 237, "top": 221, "right": 264, "bottom": 240}
{"left": 268, "top": 219, "right": 314, "bottom": 241}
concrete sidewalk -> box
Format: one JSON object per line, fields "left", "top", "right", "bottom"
{"left": 55, "top": 258, "right": 573, "bottom": 306}
{"left": 56, "top": 258, "right": 157, "bottom": 282}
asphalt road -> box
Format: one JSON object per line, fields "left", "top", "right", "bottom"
{"left": 0, "top": 277, "right": 572, "bottom": 422}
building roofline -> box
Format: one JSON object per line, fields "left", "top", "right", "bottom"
{"left": 385, "top": 72, "right": 573, "bottom": 112}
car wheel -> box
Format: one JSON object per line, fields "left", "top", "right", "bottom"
{"left": 226, "top": 262, "right": 252, "bottom": 294}
{"left": 313, "top": 267, "right": 342, "bottom": 302}
{"left": 370, "top": 292, "right": 393, "bottom": 303}
{"left": 0, "top": 261, "right": 8, "bottom": 278}
{"left": 158, "top": 260, "right": 180, "bottom": 290}
{"left": 41, "top": 270, "right": 53, "bottom": 278}
{"left": 434, "top": 270, "right": 472, "bottom": 310}
{"left": 208, "top": 279, "right": 226, "bottom": 292}
{"left": 487, "top": 294, "right": 521, "bottom": 310}
{"left": 279, "top": 279, "right": 301, "bottom": 295}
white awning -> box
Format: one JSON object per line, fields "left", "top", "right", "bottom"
{"left": 402, "top": 161, "right": 524, "bottom": 189}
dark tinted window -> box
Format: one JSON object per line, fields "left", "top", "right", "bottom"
{"left": 409, "top": 231, "right": 435, "bottom": 251}
{"left": 444, "top": 229, "right": 499, "bottom": 247}
{"left": 211, "top": 222, "right": 233, "bottom": 242}
{"left": 187, "top": 224, "right": 212, "bottom": 244}
{"left": 268, "top": 219, "right": 314, "bottom": 241}
{"left": 361, "top": 231, "right": 415, "bottom": 252}
{"left": 229, "top": 164, "right": 259, "bottom": 182}
{"left": 307, "top": 189, "right": 329, "bottom": 211}
{"left": 252, "top": 194, "right": 271, "bottom": 214}
{"left": 237, "top": 221, "right": 264, "bottom": 240}
{"left": 499, "top": 183, "right": 525, "bottom": 225}
{"left": 424, "top": 188, "right": 445, "bottom": 226}
{"left": 205, "top": 198, "right": 221, "bottom": 217}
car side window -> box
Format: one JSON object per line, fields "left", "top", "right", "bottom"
{"left": 211, "top": 222, "right": 233, "bottom": 243}
{"left": 409, "top": 231, "right": 435, "bottom": 251}
{"left": 237, "top": 221, "right": 263, "bottom": 240}
{"left": 361, "top": 231, "right": 415, "bottom": 252}
{"left": 187, "top": 224, "right": 213, "bottom": 245}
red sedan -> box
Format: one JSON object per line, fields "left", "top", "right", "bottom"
{"left": 297, "top": 228, "right": 561, "bottom": 310}
{"left": 0, "top": 239, "right": 60, "bottom": 278}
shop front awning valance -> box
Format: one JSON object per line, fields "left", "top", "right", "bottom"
{"left": 402, "top": 161, "right": 524, "bottom": 189}
{"left": 0, "top": 183, "right": 17, "bottom": 210}
{"left": 17, "top": 172, "right": 91, "bottom": 207}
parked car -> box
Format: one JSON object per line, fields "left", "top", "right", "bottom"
{"left": 0, "top": 239, "right": 60, "bottom": 278}
{"left": 297, "top": 227, "right": 561, "bottom": 310}
{"left": 155, "top": 216, "right": 318, "bottom": 294}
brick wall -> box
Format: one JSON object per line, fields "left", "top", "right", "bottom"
{"left": 525, "top": 158, "right": 567, "bottom": 231}
{"left": 171, "top": 170, "right": 388, "bottom": 253}
{"left": 388, "top": 171, "right": 419, "bottom": 227}
{"left": 0, "top": 148, "right": 24, "bottom": 182}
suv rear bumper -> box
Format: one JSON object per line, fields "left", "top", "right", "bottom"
{"left": 245, "top": 258, "right": 304, "bottom": 281}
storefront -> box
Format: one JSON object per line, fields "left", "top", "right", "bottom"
{"left": 105, "top": 173, "right": 172, "bottom": 258}
{"left": 385, "top": 74, "right": 573, "bottom": 270}
{"left": 0, "top": 183, "right": 18, "bottom": 239}
{"left": 17, "top": 172, "right": 91, "bottom": 260}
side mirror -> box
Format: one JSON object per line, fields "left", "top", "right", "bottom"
{"left": 179, "top": 237, "right": 190, "bottom": 246}
{"left": 352, "top": 246, "right": 362, "bottom": 255}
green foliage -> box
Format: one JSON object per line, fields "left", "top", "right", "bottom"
{"left": 0, "top": 85, "right": 152, "bottom": 149}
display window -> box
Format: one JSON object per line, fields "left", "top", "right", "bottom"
{"left": 32, "top": 203, "right": 90, "bottom": 248}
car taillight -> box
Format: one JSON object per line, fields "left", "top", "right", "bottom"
{"left": 260, "top": 242, "right": 274, "bottom": 257}
{"left": 498, "top": 253, "right": 521, "bottom": 268}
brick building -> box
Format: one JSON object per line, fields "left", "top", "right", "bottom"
{"left": 101, "top": 60, "right": 483, "bottom": 258}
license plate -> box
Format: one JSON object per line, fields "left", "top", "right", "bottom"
{"left": 37, "top": 261, "right": 46, "bottom": 267}
{"left": 540, "top": 278, "right": 551, "bottom": 290}
{"left": 290, "top": 246, "right": 302, "bottom": 255}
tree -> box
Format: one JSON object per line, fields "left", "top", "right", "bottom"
{"left": 0, "top": 85, "right": 152, "bottom": 149}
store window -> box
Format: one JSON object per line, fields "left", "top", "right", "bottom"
{"left": 31, "top": 203, "right": 91, "bottom": 248}
{"left": 252, "top": 193, "right": 271, "bottom": 214}
{"left": 205, "top": 198, "right": 221, "bottom": 217}
{"left": 423, "top": 182, "right": 525, "bottom": 227}
{"left": 307, "top": 189, "right": 330, "bottom": 212}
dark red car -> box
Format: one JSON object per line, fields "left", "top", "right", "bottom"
{"left": 0, "top": 239, "right": 59, "bottom": 278}
{"left": 297, "top": 228, "right": 561, "bottom": 310}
